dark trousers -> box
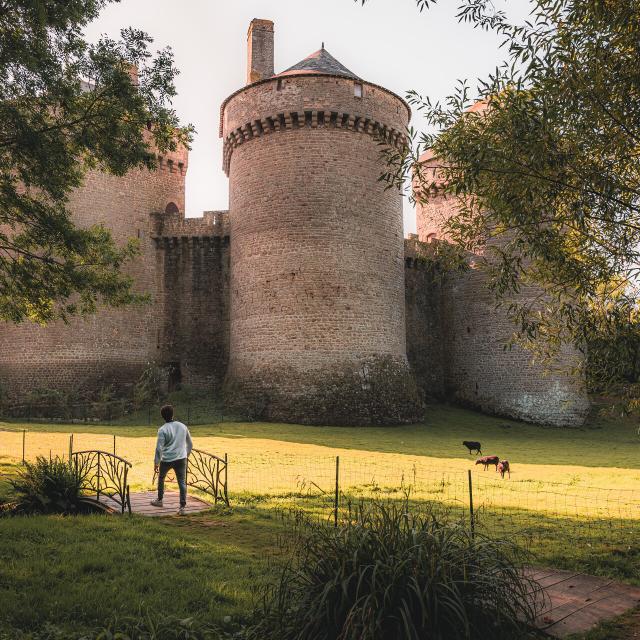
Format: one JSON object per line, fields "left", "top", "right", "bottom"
{"left": 157, "top": 458, "right": 188, "bottom": 507}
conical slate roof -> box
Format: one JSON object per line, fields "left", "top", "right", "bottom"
{"left": 279, "top": 47, "right": 360, "bottom": 79}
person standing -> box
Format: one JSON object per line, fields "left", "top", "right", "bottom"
{"left": 150, "top": 404, "right": 193, "bottom": 515}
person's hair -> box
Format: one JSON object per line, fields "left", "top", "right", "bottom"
{"left": 160, "top": 404, "right": 174, "bottom": 422}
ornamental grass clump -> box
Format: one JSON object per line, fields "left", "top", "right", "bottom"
{"left": 249, "top": 503, "right": 541, "bottom": 640}
{"left": 10, "top": 456, "right": 83, "bottom": 515}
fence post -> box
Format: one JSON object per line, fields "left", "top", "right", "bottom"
{"left": 468, "top": 469, "right": 475, "bottom": 538}
{"left": 334, "top": 455, "right": 340, "bottom": 528}
{"left": 22, "top": 429, "right": 26, "bottom": 464}
{"left": 97, "top": 451, "right": 101, "bottom": 501}
{"left": 68, "top": 434, "right": 73, "bottom": 462}
{"left": 224, "top": 453, "right": 228, "bottom": 505}
{"left": 113, "top": 434, "right": 116, "bottom": 456}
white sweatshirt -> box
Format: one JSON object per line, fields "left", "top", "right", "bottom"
{"left": 154, "top": 421, "right": 193, "bottom": 465}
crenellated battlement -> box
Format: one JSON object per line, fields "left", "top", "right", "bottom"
{"left": 222, "top": 109, "right": 406, "bottom": 175}
{"left": 403, "top": 235, "right": 443, "bottom": 270}
{"left": 152, "top": 209, "right": 229, "bottom": 240}
{"left": 139, "top": 125, "right": 189, "bottom": 176}
{"left": 154, "top": 153, "right": 188, "bottom": 176}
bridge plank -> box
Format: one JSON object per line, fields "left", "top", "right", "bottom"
{"left": 99, "top": 490, "right": 212, "bottom": 517}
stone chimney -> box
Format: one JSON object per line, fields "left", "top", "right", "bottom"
{"left": 247, "top": 19, "right": 274, "bottom": 84}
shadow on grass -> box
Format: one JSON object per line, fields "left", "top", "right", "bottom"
{"left": 232, "top": 491, "right": 640, "bottom": 586}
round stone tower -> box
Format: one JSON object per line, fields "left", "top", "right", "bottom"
{"left": 220, "top": 22, "right": 422, "bottom": 425}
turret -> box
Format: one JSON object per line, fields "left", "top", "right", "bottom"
{"left": 221, "top": 21, "right": 422, "bottom": 425}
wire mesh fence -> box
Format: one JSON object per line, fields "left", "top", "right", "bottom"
{"left": 225, "top": 451, "right": 640, "bottom": 560}
{"left": 1, "top": 429, "right": 638, "bottom": 564}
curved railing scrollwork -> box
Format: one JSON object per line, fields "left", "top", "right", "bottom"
{"left": 155, "top": 449, "right": 229, "bottom": 506}
{"left": 72, "top": 450, "right": 132, "bottom": 514}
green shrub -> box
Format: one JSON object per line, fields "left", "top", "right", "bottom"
{"left": 23, "top": 388, "right": 71, "bottom": 419}
{"left": 9, "top": 456, "right": 84, "bottom": 515}
{"left": 134, "top": 362, "right": 170, "bottom": 409}
{"left": 248, "top": 503, "right": 541, "bottom": 640}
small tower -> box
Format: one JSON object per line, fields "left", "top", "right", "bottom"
{"left": 220, "top": 21, "right": 422, "bottom": 425}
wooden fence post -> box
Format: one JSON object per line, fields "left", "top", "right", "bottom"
{"left": 224, "top": 452, "right": 228, "bottom": 505}
{"left": 468, "top": 469, "right": 475, "bottom": 538}
{"left": 334, "top": 456, "right": 340, "bottom": 528}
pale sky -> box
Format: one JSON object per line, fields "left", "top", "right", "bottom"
{"left": 84, "top": 0, "right": 532, "bottom": 234}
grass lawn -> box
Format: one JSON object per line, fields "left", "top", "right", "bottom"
{"left": 0, "top": 507, "right": 284, "bottom": 636}
{"left": 1, "top": 402, "right": 639, "bottom": 637}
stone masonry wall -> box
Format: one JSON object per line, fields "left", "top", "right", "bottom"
{"left": 404, "top": 238, "right": 445, "bottom": 400}
{"left": 0, "top": 152, "right": 187, "bottom": 400}
{"left": 414, "top": 189, "right": 590, "bottom": 427}
{"left": 439, "top": 265, "right": 590, "bottom": 426}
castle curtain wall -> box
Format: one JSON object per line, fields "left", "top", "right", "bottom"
{"left": 439, "top": 266, "right": 590, "bottom": 426}
{"left": 155, "top": 217, "right": 230, "bottom": 392}
{"left": 411, "top": 187, "right": 590, "bottom": 427}
{"left": 404, "top": 251, "right": 445, "bottom": 401}
{"left": 0, "top": 155, "right": 186, "bottom": 399}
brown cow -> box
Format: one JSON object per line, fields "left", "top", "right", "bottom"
{"left": 497, "top": 460, "right": 511, "bottom": 479}
{"left": 475, "top": 455, "right": 499, "bottom": 471}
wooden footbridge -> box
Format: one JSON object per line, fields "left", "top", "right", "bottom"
{"left": 70, "top": 447, "right": 228, "bottom": 516}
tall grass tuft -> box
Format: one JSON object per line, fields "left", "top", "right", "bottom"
{"left": 249, "top": 502, "right": 542, "bottom": 640}
{"left": 9, "top": 456, "right": 83, "bottom": 515}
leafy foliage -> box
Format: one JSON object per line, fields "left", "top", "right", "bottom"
{"left": 366, "top": 0, "right": 640, "bottom": 389}
{"left": 0, "top": 0, "right": 193, "bottom": 323}
{"left": 133, "top": 361, "right": 170, "bottom": 408}
{"left": 248, "top": 502, "right": 540, "bottom": 640}
{"left": 9, "top": 456, "right": 84, "bottom": 514}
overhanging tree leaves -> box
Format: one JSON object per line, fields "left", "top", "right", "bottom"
{"left": 365, "top": 0, "right": 640, "bottom": 389}
{"left": 0, "top": 0, "right": 193, "bottom": 323}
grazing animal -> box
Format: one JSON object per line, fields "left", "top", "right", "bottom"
{"left": 475, "top": 455, "right": 499, "bottom": 471}
{"left": 497, "top": 460, "right": 511, "bottom": 479}
{"left": 462, "top": 441, "right": 482, "bottom": 455}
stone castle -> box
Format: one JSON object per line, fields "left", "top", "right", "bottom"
{"left": 0, "top": 19, "right": 590, "bottom": 427}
